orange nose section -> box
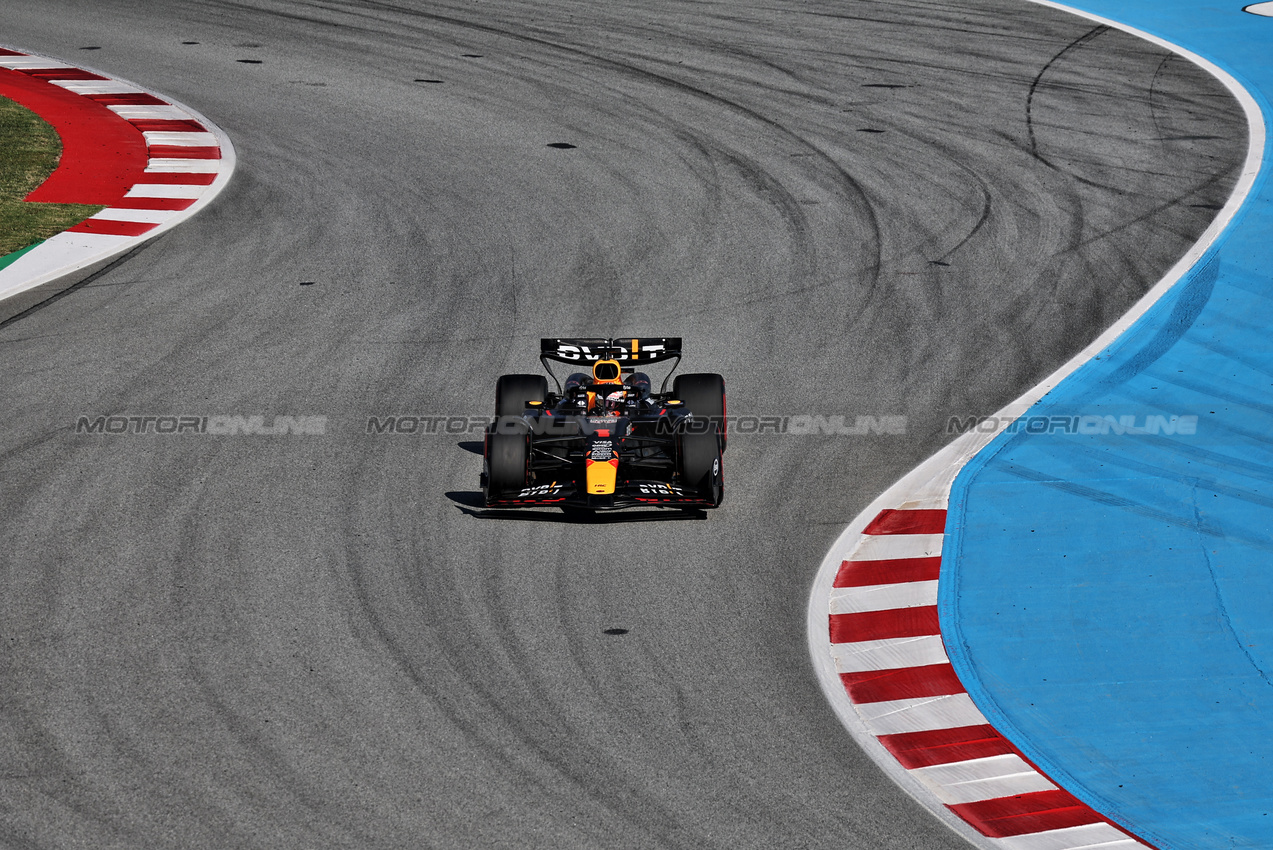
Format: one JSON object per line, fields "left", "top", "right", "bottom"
{"left": 586, "top": 457, "right": 619, "bottom": 494}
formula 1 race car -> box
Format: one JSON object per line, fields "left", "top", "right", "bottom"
{"left": 481, "top": 338, "right": 726, "bottom": 511}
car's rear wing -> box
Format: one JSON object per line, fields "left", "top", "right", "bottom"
{"left": 539, "top": 338, "right": 683, "bottom": 391}
{"left": 540, "top": 338, "right": 682, "bottom": 364}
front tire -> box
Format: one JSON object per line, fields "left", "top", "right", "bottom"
{"left": 484, "top": 432, "right": 528, "bottom": 504}
{"left": 672, "top": 373, "right": 726, "bottom": 451}
{"left": 678, "top": 428, "right": 723, "bottom": 507}
{"left": 495, "top": 374, "right": 548, "bottom": 417}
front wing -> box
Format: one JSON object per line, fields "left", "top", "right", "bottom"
{"left": 485, "top": 479, "right": 714, "bottom": 510}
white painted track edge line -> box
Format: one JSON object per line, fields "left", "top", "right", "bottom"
{"left": 848, "top": 532, "right": 944, "bottom": 561}
{"left": 806, "top": 3, "right": 1265, "bottom": 849}
{"left": 829, "top": 580, "right": 940, "bottom": 614}
{"left": 831, "top": 634, "right": 951, "bottom": 672}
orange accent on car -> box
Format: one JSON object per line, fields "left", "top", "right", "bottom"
{"left": 586, "top": 455, "right": 619, "bottom": 494}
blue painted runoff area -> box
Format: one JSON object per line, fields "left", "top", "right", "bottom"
{"left": 943, "top": 3, "right": 1273, "bottom": 849}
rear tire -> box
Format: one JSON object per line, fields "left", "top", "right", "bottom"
{"left": 495, "top": 374, "right": 548, "bottom": 417}
{"left": 678, "top": 428, "right": 723, "bottom": 507}
{"left": 672, "top": 373, "right": 726, "bottom": 451}
{"left": 485, "top": 432, "right": 528, "bottom": 503}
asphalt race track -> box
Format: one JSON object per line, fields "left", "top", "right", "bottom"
{"left": 0, "top": 1, "right": 1245, "bottom": 848}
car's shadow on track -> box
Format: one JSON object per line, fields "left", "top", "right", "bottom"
{"left": 445, "top": 491, "right": 707, "bottom": 523}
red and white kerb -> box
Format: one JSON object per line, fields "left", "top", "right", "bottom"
{"left": 830, "top": 507, "right": 1154, "bottom": 849}
{"left": 0, "top": 48, "right": 225, "bottom": 238}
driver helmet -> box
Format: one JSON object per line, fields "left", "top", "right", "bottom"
{"left": 603, "top": 389, "right": 626, "bottom": 412}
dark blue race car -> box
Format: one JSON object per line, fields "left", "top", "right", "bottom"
{"left": 482, "top": 338, "right": 726, "bottom": 511}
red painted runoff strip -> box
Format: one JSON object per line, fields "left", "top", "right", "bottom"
{"left": 949, "top": 789, "right": 1105, "bottom": 838}
{"left": 829, "top": 606, "right": 940, "bottom": 643}
{"left": 863, "top": 508, "right": 948, "bottom": 535}
{"left": 128, "top": 118, "right": 208, "bottom": 133}
{"left": 834, "top": 556, "right": 942, "bottom": 587}
{"left": 112, "top": 197, "right": 198, "bottom": 211}
{"left": 20, "top": 68, "right": 108, "bottom": 81}
{"left": 67, "top": 219, "right": 159, "bottom": 237}
{"left": 877, "top": 724, "right": 1016, "bottom": 769}
{"left": 839, "top": 663, "right": 965, "bottom": 704}
{"left": 85, "top": 92, "right": 168, "bottom": 106}
{"left": 0, "top": 67, "right": 148, "bottom": 205}
{"left": 147, "top": 144, "right": 220, "bottom": 159}
{"left": 129, "top": 172, "right": 217, "bottom": 185}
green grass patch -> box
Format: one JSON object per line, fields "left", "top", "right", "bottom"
{"left": 0, "top": 95, "right": 104, "bottom": 257}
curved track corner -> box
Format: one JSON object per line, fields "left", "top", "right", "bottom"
{"left": 0, "top": 45, "right": 236, "bottom": 324}
{"left": 807, "top": 1, "right": 1266, "bottom": 847}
